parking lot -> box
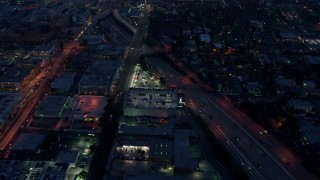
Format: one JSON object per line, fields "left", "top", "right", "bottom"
{"left": 116, "top": 145, "right": 150, "bottom": 160}
{"left": 130, "top": 64, "right": 160, "bottom": 88}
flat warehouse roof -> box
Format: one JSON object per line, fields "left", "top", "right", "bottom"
{"left": 124, "top": 88, "right": 178, "bottom": 109}
{"left": 71, "top": 95, "right": 108, "bottom": 117}
{"left": 0, "top": 92, "right": 23, "bottom": 123}
{"left": 12, "top": 133, "right": 46, "bottom": 151}
{"left": 35, "top": 95, "right": 70, "bottom": 117}
{"left": 79, "top": 60, "right": 121, "bottom": 87}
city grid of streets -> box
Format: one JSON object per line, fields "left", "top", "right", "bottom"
{"left": 0, "top": 0, "right": 318, "bottom": 179}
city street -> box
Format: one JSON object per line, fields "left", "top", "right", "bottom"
{"left": 0, "top": 14, "right": 94, "bottom": 155}
{"left": 87, "top": 1, "right": 150, "bottom": 179}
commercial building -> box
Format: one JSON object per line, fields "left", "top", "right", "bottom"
{"left": 123, "top": 88, "right": 178, "bottom": 117}
{"left": 70, "top": 95, "right": 108, "bottom": 121}
{"left": 112, "top": 130, "right": 200, "bottom": 177}
{"left": 56, "top": 150, "right": 79, "bottom": 167}
{"left": 116, "top": 135, "right": 174, "bottom": 161}
{"left": 12, "top": 133, "right": 46, "bottom": 151}
{"left": 34, "top": 95, "right": 72, "bottom": 118}
{"left": 84, "top": 35, "right": 105, "bottom": 45}
{"left": 71, "top": 9, "right": 90, "bottom": 24}
{"left": 118, "top": 116, "right": 174, "bottom": 137}
{"left": 31, "top": 42, "right": 56, "bottom": 59}
{"left": 78, "top": 60, "right": 121, "bottom": 95}
{"left": 287, "top": 99, "right": 313, "bottom": 112}
{"left": 95, "top": 45, "right": 127, "bottom": 57}
{"left": 0, "top": 160, "right": 69, "bottom": 180}
{"left": 199, "top": 34, "right": 211, "bottom": 43}
{"left": 0, "top": 92, "right": 23, "bottom": 124}
{"left": 119, "top": 124, "right": 174, "bottom": 137}
{"left": 0, "top": 62, "right": 41, "bottom": 91}
{"left": 51, "top": 72, "right": 75, "bottom": 94}
{"left": 300, "top": 121, "right": 320, "bottom": 146}
{"left": 174, "top": 129, "right": 199, "bottom": 170}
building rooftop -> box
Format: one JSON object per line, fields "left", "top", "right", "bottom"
{"left": 287, "top": 99, "right": 313, "bottom": 107}
{"left": 123, "top": 174, "right": 176, "bottom": 180}
{"left": 118, "top": 135, "right": 173, "bottom": 160}
{"left": 12, "top": 133, "right": 46, "bottom": 151}
{"left": 119, "top": 124, "right": 173, "bottom": 137}
{"left": 301, "top": 121, "right": 320, "bottom": 145}
{"left": 51, "top": 78, "right": 74, "bottom": 91}
{"left": 34, "top": 95, "right": 70, "bottom": 118}
{"left": 276, "top": 77, "right": 297, "bottom": 87}
{"left": 0, "top": 65, "right": 34, "bottom": 83}
{"left": 110, "top": 159, "right": 172, "bottom": 178}
{"left": 305, "top": 56, "right": 320, "bottom": 65}
{"left": 199, "top": 34, "right": 211, "bottom": 43}
{"left": 79, "top": 60, "right": 121, "bottom": 87}
{"left": 0, "top": 92, "right": 23, "bottom": 123}
{"left": 51, "top": 72, "right": 75, "bottom": 91}
{"left": 174, "top": 129, "right": 199, "bottom": 170}
{"left": 56, "top": 150, "right": 79, "bottom": 164}
{"left": 0, "top": 160, "right": 69, "bottom": 180}
{"left": 33, "top": 42, "right": 55, "bottom": 52}
{"left": 71, "top": 95, "right": 108, "bottom": 118}
{"left": 124, "top": 88, "right": 178, "bottom": 109}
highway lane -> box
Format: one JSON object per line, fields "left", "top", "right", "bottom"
{"left": 196, "top": 90, "right": 296, "bottom": 177}
{"left": 188, "top": 100, "right": 265, "bottom": 179}
{"left": 185, "top": 87, "right": 291, "bottom": 180}
{"left": 191, "top": 95, "right": 292, "bottom": 180}
{"left": 210, "top": 96, "right": 312, "bottom": 179}
{"left": 163, "top": 36, "right": 316, "bottom": 178}
{"left": 183, "top": 109, "right": 233, "bottom": 180}
{"left": 203, "top": 92, "right": 315, "bottom": 179}
{"left": 146, "top": 57, "right": 301, "bottom": 180}
{"left": 156, "top": 55, "right": 317, "bottom": 179}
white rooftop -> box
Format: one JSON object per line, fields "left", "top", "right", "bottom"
{"left": 124, "top": 88, "right": 178, "bottom": 109}
{"left": 119, "top": 136, "right": 173, "bottom": 160}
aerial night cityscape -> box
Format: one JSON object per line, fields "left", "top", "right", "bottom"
{"left": 0, "top": 0, "right": 319, "bottom": 179}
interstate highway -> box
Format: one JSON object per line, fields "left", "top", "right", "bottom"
{"left": 146, "top": 57, "right": 316, "bottom": 180}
